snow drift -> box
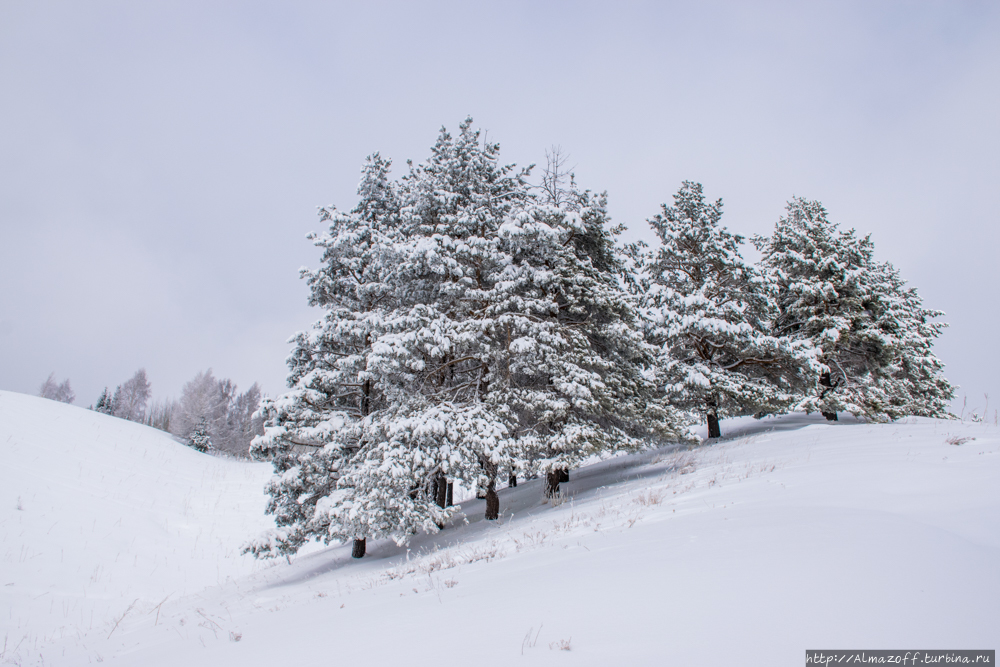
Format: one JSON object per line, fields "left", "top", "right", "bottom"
{"left": 1, "top": 390, "right": 997, "bottom": 665}
{"left": 0, "top": 390, "right": 273, "bottom": 661}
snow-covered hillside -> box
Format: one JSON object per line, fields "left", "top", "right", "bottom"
{"left": 0, "top": 390, "right": 273, "bottom": 663}
{"left": 2, "top": 391, "right": 997, "bottom": 665}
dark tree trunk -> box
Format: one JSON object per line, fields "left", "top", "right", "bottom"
{"left": 818, "top": 372, "right": 839, "bottom": 416}
{"left": 819, "top": 371, "right": 834, "bottom": 389}
{"left": 544, "top": 470, "right": 561, "bottom": 498}
{"left": 430, "top": 473, "right": 448, "bottom": 529}
{"left": 508, "top": 473, "right": 517, "bottom": 488}
{"left": 707, "top": 412, "right": 721, "bottom": 439}
{"left": 485, "top": 486, "right": 499, "bottom": 520}
{"left": 351, "top": 538, "right": 366, "bottom": 559}
{"left": 434, "top": 472, "right": 447, "bottom": 509}
{"left": 480, "top": 456, "right": 500, "bottom": 520}
{"left": 446, "top": 482, "right": 453, "bottom": 507}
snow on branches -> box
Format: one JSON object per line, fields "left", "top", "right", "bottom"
{"left": 755, "top": 198, "right": 953, "bottom": 421}
{"left": 248, "top": 125, "right": 954, "bottom": 560}
{"left": 638, "top": 182, "right": 819, "bottom": 437}
{"left": 248, "top": 119, "right": 689, "bottom": 559}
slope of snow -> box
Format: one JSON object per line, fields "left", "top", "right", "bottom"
{"left": 0, "top": 390, "right": 273, "bottom": 662}
{"left": 2, "top": 391, "right": 998, "bottom": 665}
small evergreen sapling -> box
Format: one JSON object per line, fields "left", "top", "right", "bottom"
{"left": 94, "top": 387, "right": 114, "bottom": 414}
{"left": 188, "top": 419, "right": 211, "bottom": 452}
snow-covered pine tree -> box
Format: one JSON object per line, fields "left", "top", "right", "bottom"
{"left": 332, "top": 123, "right": 535, "bottom": 528}
{"left": 504, "top": 172, "right": 688, "bottom": 496}
{"left": 188, "top": 418, "right": 211, "bottom": 452}
{"left": 94, "top": 387, "right": 113, "bottom": 414}
{"left": 375, "top": 119, "right": 686, "bottom": 505}
{"left": 249, "top": 152, "right": 410, "bottom": 559}
{"left": 755, "top": 198, "right": 874, "bottom": 419}
{"left": 861, "top": 260, "right": 954, "bottom": 418}
{"left": 641, "top": 182, "right": 816, "bottom": 438}
{"left": 755, "top": 198, "right": 953, "bottom": 420}
{"left": 249, "top": 120, "right": 688, "bottom": 561}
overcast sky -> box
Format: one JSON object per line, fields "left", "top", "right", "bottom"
{"left": 2, "top": 1, "right": 998, "bottom": 416}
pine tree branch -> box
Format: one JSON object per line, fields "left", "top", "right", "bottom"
{"left": 424, "top": 356, "right": 481, "bottom": 380}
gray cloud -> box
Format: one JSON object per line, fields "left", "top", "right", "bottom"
{"left": 1, "top": 1, "right": 996, "bottom": 415}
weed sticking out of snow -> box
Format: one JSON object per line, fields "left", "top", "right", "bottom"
{"left": 550, "top": 637, "right": 572, "bottom": 651}
{"left": 521, "top": 624, "right": 543, "bottom": 654}
{"left": 634, "top": 489, "right": 665, "bottom": 506}
{"left": 384, "top": 541, "right": 506, "bottom": 581}
{"left": 946, "top": 435, "right": 975, "bottom": 446}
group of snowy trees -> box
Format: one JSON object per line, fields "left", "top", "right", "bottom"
{"left": 90, "top": 367, "right": 263, "bottom": 457}
{"left": 248, "top": 119, "right": 953, "bottom": 560}
{"left": 39, "top": 373, "right": 76, "bottom": 404}
{"left": 94, "top": 369, "right": 153, "bottom": 422}
{"left": 170, "top": 369, "right": 263, "bottom": 456}
{"left": 627, "top": 184, "right": 953, "bottom": 437}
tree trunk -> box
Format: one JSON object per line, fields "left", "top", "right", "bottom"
{"left": 351, "top": 538, "right": 366, "bottom": 559}
{"left": 480, "top": 456, "right": 500, "bottom": 520}
{"left": 485, "top": 486, "right": 499, "bottom": 520}
{"left": 544, "top": 470, "right": 561, "bottom": 498}
{"left": 434, "top": 472, "right": 447, "bottom": 509}
{"left": 822, "top": 411, "right": 838, "bottom": 421}
{"left": 707, "top": 412, "right": 721, "bottom": 439}
{"left": 446, "top": 482, "right": 453, "bottom": 507}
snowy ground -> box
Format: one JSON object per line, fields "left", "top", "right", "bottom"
{"left": 1, "top": 390, "right": 997, "bottom": 665}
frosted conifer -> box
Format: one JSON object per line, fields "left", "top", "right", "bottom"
{"left": 756, "top": 198, "right": 953, "bottom": 420}
{"left": 188, "top": 418, "right": 211, "bottom": 453}
{"left": 94, "top": 387, "right": 113, "bottom": 414}
{"left": 249, "top": 153, "right": 410, "bottom": 558}
{"left": 249, "top": 120, "right": 687, "bottom": 560}
{"left": 640, "top": 182, "right": 817, "bottom": 437}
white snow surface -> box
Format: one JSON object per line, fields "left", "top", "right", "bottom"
{"left": 2, "top": 390, "right": 997, "bottom": 665}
